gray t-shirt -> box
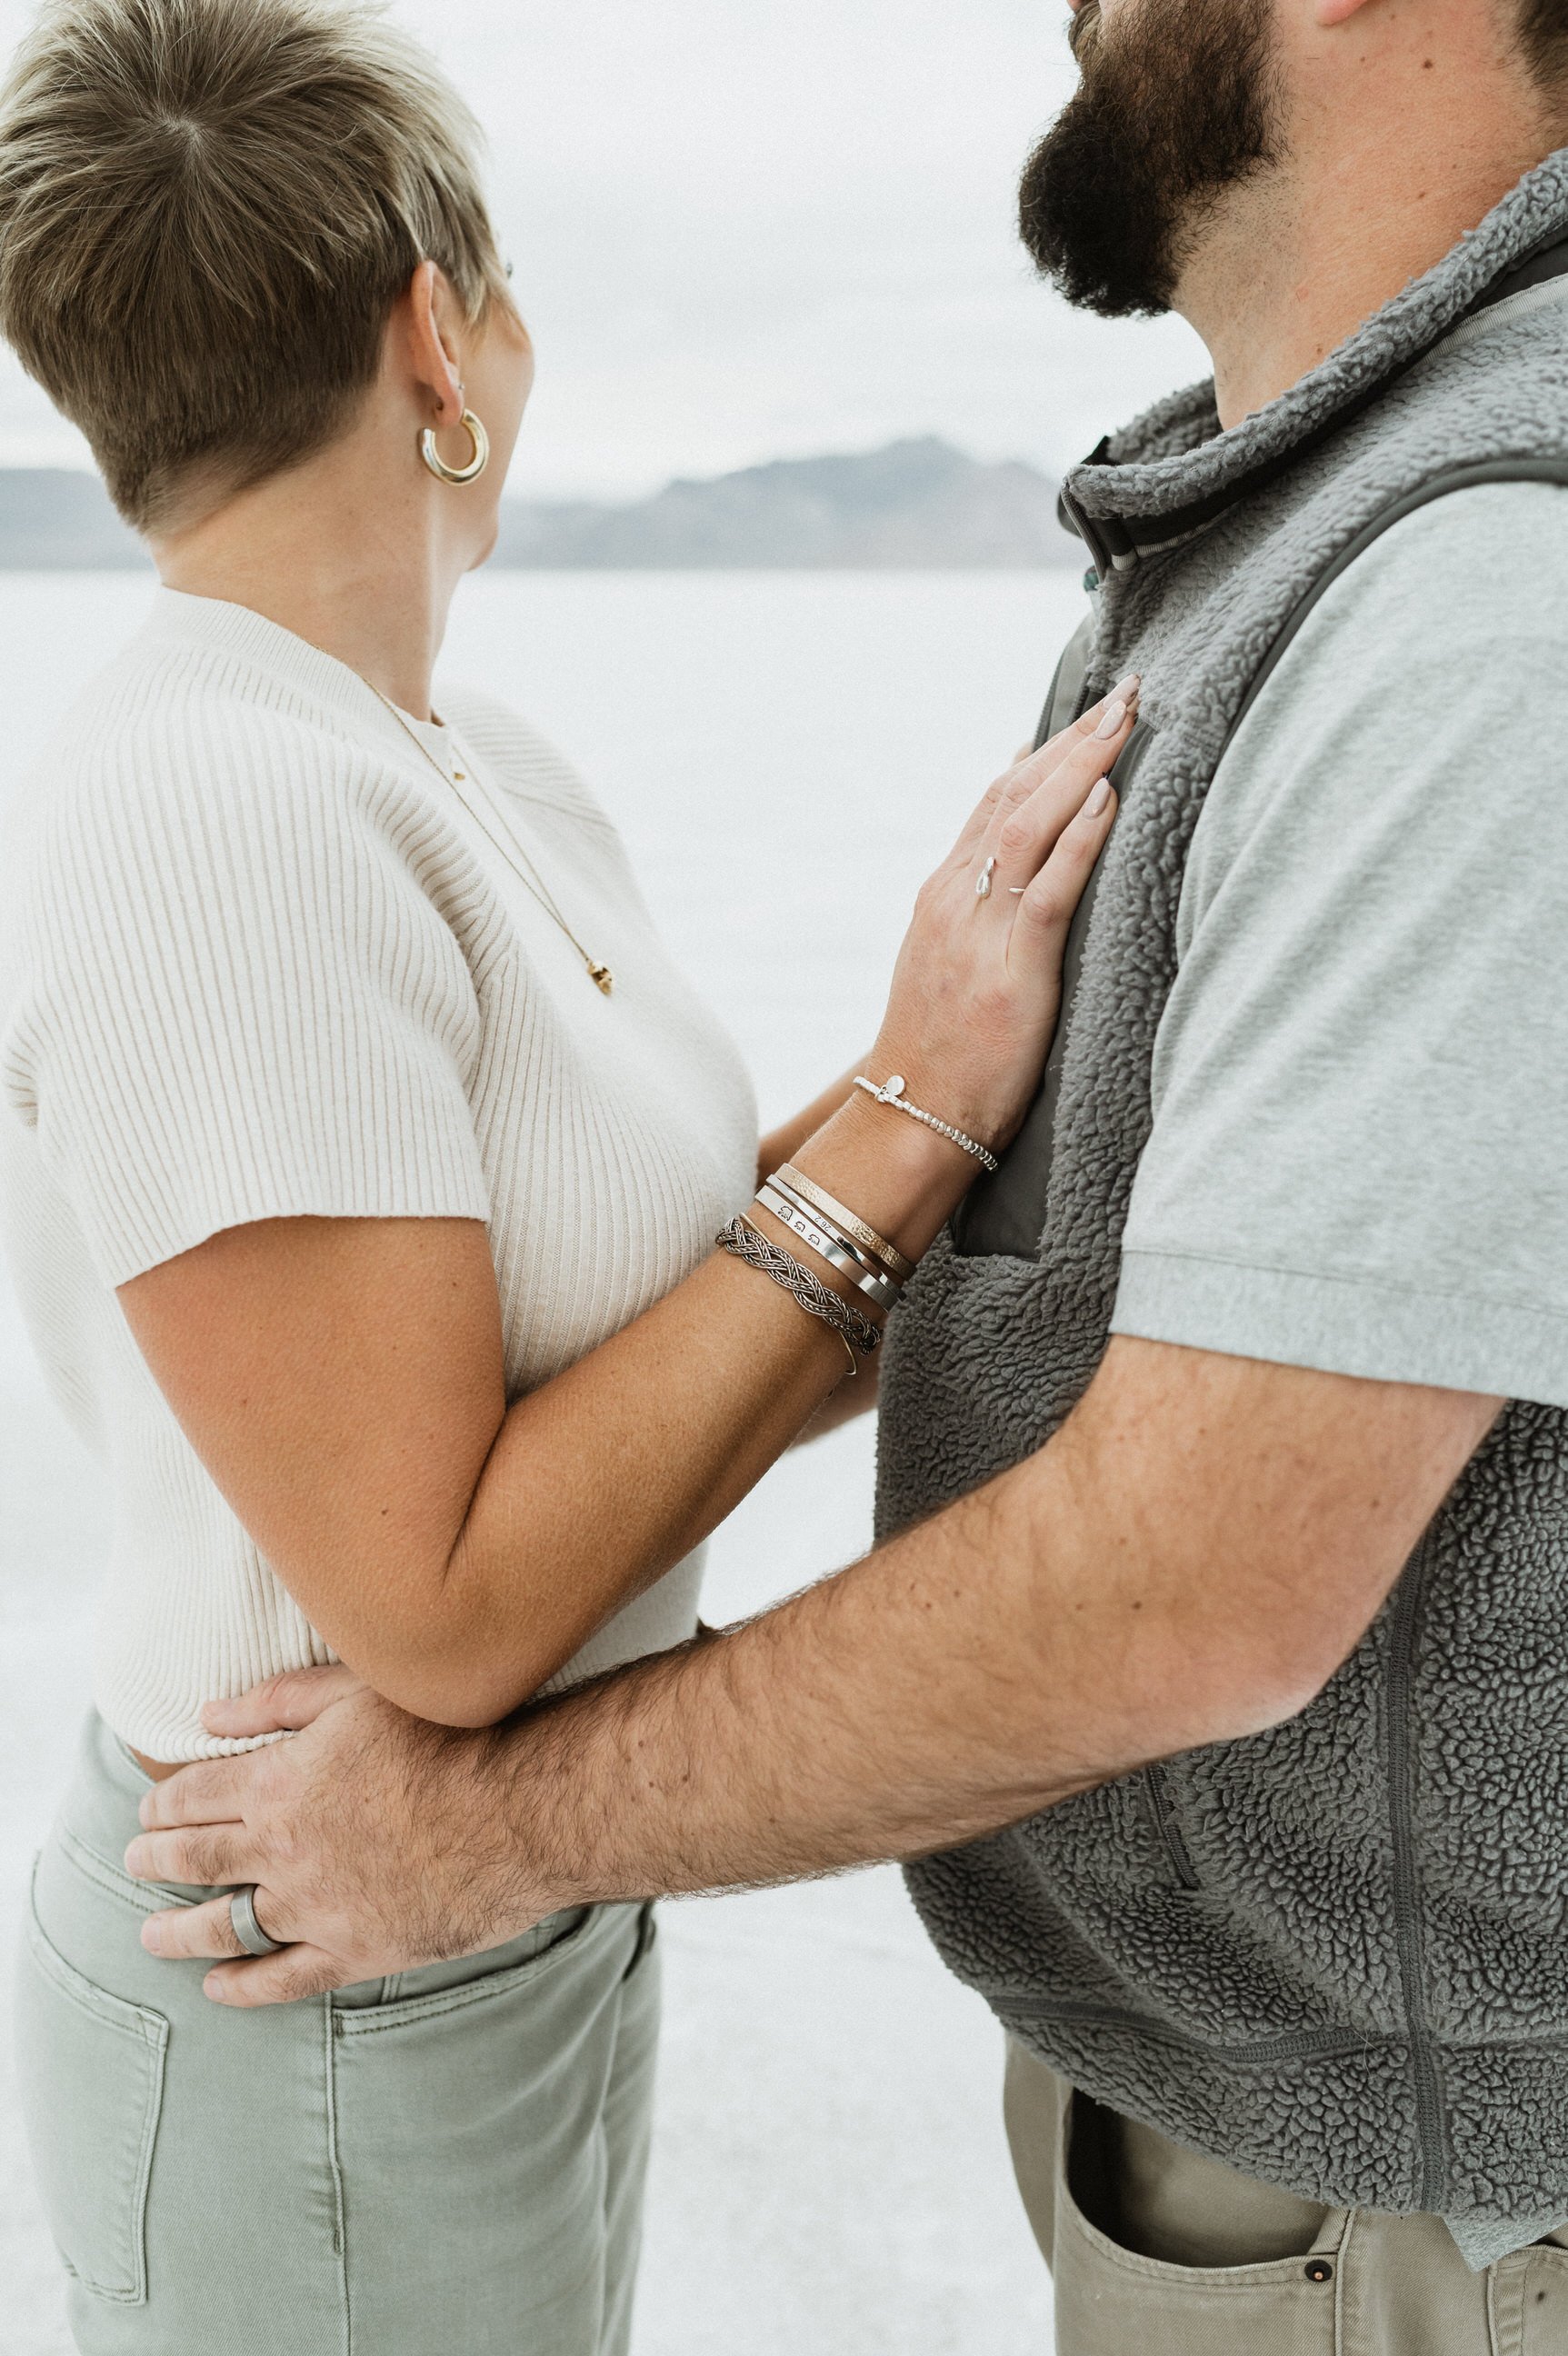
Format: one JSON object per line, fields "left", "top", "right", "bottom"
{"left": 1114, "top": 477, "right": 1568, "bottom": 1412}
{"left": 1108, "top": 473, "right": 1568, "bottom": 2267}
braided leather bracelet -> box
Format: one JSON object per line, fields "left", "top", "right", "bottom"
{"left": 717, "top": 1215, "right": 883, "bottom": 1367}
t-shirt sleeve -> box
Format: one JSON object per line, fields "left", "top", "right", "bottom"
{"left": 1111, "top": 482, "right": 1568, "bottom": 1408}
{"left": 5, "top": 716, "right": 492, "bottom": 1286}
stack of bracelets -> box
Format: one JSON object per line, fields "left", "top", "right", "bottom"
{"left": 717, "top": 1074, "right": 994, "bottom": 1373}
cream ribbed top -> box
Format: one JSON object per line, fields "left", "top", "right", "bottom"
{"left": 0, "top": 589, "right": 757, "bottom": 1760}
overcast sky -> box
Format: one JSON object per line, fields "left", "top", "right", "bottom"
{"left": 0, "top": 0, "right": 1208, "bottom": 497}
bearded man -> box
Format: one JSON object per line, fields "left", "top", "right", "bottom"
{"left": 129, "top": 2, "right": 1568, "bottom": 2343}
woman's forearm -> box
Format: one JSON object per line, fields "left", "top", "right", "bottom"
{"left": 792, "top": 1347, "right": 881, "bottom": 1443}
{"left": 120, "top": 1089, "right": 970, "bottom": 1738}
{"left": 431, "top": 1091, "right": 966, "bottom": 1722}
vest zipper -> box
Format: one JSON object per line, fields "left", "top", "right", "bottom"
{"left": 1142, "top": 1762, "right": 1200, "bottom": 1890}
{"left": 1387, "top": 1531, "right": 1447, "bottom": 2211}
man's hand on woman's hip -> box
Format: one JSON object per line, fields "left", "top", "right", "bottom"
{"left": 125, "top": 1666, "right": 544, "bottom": 2006}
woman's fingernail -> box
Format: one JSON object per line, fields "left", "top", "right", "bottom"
{"left": 1086, "top": 778, "right": 1113, "bottom": 817}
{"left": 1113, "top": 673, "right": 1141, "bottom": 703}
{"left": 1094, "top": 700, "right": 1128, "bottom": 741}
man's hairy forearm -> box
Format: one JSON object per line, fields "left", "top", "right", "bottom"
{"left": 503, "top": 1444, "right": 1243, "bottom": 1906}
{"left": 507, "top": 1485, "right": 1088, "bottom": 1909}
{"left": 127, "top": 1341, "right": 1497, "bottom": 2006}
{"left": 492, "top": 1342, "right": 1499, "bottom": 1918}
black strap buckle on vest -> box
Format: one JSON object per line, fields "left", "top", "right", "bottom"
{"left": 1056, "top": 441, "right": 1124, "bottom": 579}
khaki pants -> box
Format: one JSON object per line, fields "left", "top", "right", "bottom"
{"left": 1004, "top": 2041, "right": 1568, "bottom": 2356}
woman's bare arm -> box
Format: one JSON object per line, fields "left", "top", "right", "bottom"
{"left": 118, "top": 702, "right": 1133, "bottom": 1731}
{"left": 121, "top": 1097, "right": 950, "bottom": 1731}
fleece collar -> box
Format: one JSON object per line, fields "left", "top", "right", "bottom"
{"left": 1058, "top": 147, "right": 1568, "bottom": 576}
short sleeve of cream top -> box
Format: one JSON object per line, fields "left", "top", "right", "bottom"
{"left": 0, "top": 588, "right": 758, "bottom": 1760}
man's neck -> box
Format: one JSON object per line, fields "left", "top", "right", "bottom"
{"left": 1180, "top": 47, "right": 1557, "bottom": 430}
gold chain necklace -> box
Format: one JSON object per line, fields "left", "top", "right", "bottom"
{"left": 370, "top": 686, "right": 614, "bottom": 997}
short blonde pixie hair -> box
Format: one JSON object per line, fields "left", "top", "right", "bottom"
{"left": 0, "top": 0, "right": 511, "bottom": 528}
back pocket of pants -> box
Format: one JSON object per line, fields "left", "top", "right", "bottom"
{"left": 14, "top": 1872, "right": 169, "bottom": 2303}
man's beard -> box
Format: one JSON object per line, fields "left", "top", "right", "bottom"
{"left": 1018, "top": 0, "right": 1282, "bottom": 318}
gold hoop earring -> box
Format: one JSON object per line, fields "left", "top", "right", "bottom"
{"left": 418, "top": 407, "right": 489, "bottom": 486}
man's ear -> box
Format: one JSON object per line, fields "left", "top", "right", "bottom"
{"left": 1314, "top": 0, "right": 1377, "bottom": 22}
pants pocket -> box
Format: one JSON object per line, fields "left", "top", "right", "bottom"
{"left": 328, "top": 1902, "right": 650, "bottom": 2353}
{"left": 337, "top": 1902, "right": 598, "bottom": 2023}
{"left": 1053, "top": 2092, "right": 1344, "bottom": 2356}
{"left": 13, "top": 1862, "right": 169, "bottom": 2305}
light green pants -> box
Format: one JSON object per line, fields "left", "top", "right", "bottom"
{"left": 1004, "top": 2042, "right": 1568, "bottom": 2356}
{"left": 14, "top": 1714, "right": 660, "bottom": 2356}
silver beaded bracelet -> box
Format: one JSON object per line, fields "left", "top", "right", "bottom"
{"left": 717, "top": 1215, "right": 883, "bottom": 1363}
{"left": 852, "top": 1074, "right": 1001, "bottom": 1174}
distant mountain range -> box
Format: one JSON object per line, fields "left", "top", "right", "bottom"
{"left": 495, "top": 439, "right": 1076, "bottom": 567}
{"left": 0, "top": 437, "right": 1078, "bottom": 571}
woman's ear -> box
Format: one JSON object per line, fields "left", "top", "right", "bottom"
{"left": 402, "top": 258, "right": 465, "bottom": 428}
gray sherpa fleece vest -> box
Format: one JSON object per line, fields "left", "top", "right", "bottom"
{"left": 877, "top": 151, "right": 1568, "bottom": 2233}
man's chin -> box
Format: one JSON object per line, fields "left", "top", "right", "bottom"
{"left": 1020, "top": 0, "right": 1279, "bottom": 320}
{"left": 1018, "top": 125, "right": 1176, "bottom": 318}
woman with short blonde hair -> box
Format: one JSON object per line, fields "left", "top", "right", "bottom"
{"left": 0, "top": 2, "right": 1132, "bottom": 2349}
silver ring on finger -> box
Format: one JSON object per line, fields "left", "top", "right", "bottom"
{"left": 975, "top": 855, "right": 998, "bottom": 901}
{"left": 229, "top": 1884, "right": 286, "bottom": 1957}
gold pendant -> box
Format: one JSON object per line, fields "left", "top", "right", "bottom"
{"left": 588, "top": 963, "right": 614, "bottom": 996}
